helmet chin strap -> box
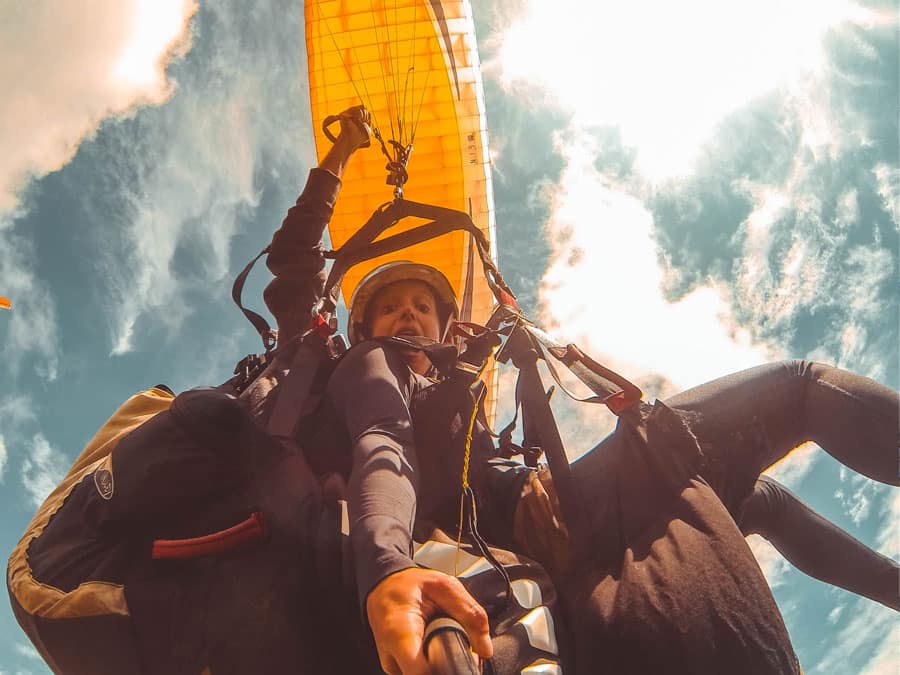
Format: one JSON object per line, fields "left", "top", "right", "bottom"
{"left": 439, "top": 315, "right": 456, "bottom": 343}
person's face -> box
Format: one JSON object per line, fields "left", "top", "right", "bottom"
{"left": 368, "top": 280, "right": 443, "bottom": 373}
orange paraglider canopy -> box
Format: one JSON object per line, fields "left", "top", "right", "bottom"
{"left": 305, "top": 0, "right": 498, "bottom": 417}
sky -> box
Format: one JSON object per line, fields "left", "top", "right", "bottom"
{"left": 1, "top": 0, "right": 897, "bottom": 673}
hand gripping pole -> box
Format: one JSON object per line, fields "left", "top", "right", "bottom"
{"left": 424, "top": 617, "right": 481, "bottom": 675}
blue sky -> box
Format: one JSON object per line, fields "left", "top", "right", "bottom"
{"left": 1, "top": 1, "right": 897, "bottom": 673}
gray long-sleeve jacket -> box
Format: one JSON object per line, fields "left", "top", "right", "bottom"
{"left": 263, "top": 167, "right": 421, "bottom": 605}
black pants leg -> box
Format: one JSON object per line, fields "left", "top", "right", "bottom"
{"left": 575, "top": 360, "right": 898, "bottom": 608}
{"left": 739, "top": 475, "right": 899, "bottom": 610}
{"left": 663, "top": 360, "right": 898, "bottom": 488}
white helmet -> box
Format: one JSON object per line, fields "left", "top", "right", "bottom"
{"left": 347, "top": 261, "right": 459, "bottom": 344}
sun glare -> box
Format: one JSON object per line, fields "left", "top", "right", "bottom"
{"left": 497, "top": 0, "right": 872, "bottom": 181}
{"left": 113, "top": 0, "right": 195, "bottom": 91}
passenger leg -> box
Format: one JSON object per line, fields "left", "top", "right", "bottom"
{"left": 570, "top": 361, "right": 898, "bottom": 610}
{"left": 662, "top": 360, "right": 898, "bottom": 494}
{"left": 660, "top": 361, "right": 899, "bottom": 608}
{"left": 740, "top": 475, "right": 899, "bottom": 610}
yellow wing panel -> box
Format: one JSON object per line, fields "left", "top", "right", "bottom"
{"left": 306, "top": 0, "right": 498, "bottom": 418}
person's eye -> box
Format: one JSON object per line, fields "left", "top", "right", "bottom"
{"left": 379, "top": 303, "right": 398, "bottom": 314}
{"left": 416, "top": 302, "right": 432, "bottom": 313}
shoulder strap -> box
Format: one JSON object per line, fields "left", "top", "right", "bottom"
{"left": 266, "top": 335, "right": 329, "bottom": 439}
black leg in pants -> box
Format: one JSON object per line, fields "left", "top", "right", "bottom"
{"left": 576, "top": 359, "right": 899, "bottom": 609}
{"left": 740, "top": 475, "right": 899, "bottom": 610}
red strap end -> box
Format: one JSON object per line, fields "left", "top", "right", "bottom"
{"left": 308, "top": 313, "right": 335, "bottom": 338}
{"left": 151, "top": 511, "right": 268, "bottom": 560}
{"left": 604, "top": 391, "right": 639, "bottom": 415}
{"left": 499, "top": 290, "right": 519, "bottom": 309}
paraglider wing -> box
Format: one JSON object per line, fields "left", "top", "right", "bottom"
{"left": 305, "top": 0, "right": 498, "bottom": 418}
{"left": 0, "top": 296, "right": 11, "bottom": 310}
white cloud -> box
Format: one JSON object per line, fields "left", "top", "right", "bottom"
{"left": 489, "top": 0, "right": 898, "bottom": 396}
{"left": 873, "top": 163, "right": 899, "bottom": 226}
{"left": 764, "top": 442, "right": 819, "bottom": 490}
{"left": 0, "top": 0, "right": 197, "bottom": 379}
{"left": 0, "top": 0, "right": 324, "bottom": 401}
{"left": 0, "top": 435, "right": 7, "bottom": 482}
{"left": 860, "top": 621, "right": 900, "bottom": 675}
{"left": 166, "top": 330, "right": 244, "bottom": 393}
{"left": 874, "top": 489, "right": 898, "bottom": 559}
{"left": 827, "top": 604, "right": 845, "bottom": 624}
{"left": 845, "top": 493, "right": 871, "bottom": 525}
{"left": 747, "top": 534, "right": 792, "bottom": 589}
{"left": 814, "top": 598, "right": 897, "bottom": 673}
{"left": 535, "top": 128, "right": 776, "bottom": 394}
{"left": 85, "top": 2, "right": 314, "bottom": 355}
{"left": 105, "top": 96, "right": 265, "bottom": 355}
{"left": 834, "top": 473, "right": 881, "bottom": 526}
{"left": 20, "top": 434, "right": 68, "bottom": 507}
{"left": 0, "top": 394, "right": 36, "bottom": 430}
{"left": 733, "top": 158, "right": 895, "bottom": 382}
{"left": 489, "top": 0, "right": 882, "bottom": 182}
{"left": 0, "top": 0, "right": 197, "bottom": 212}
{"left": 13, "top": 644, "right": 39, "bottom": 661}
{"left": 0, "top": 227, "right": 59, "bottom": 381}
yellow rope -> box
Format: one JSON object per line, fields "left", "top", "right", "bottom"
{"left": 461, "top": 385, "right": 485, "bottom": 490}
{"left": 455, "top": 383, "right": 487, "bottom": 575}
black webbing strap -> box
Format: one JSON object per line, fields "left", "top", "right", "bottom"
{"left": 231, "top": 245, "right": 277, "bottom": 352}
{"left": 459, "top": 236, "right": 476, "bottom": 324}
{"left": 230, "top": 200, "right": 514, "bottom": 391}
{"left": 461, "top": 486, "right": 512, "bottom": 606}
{"left": 266, "top": 334, "right": 327, "bottom": 439}
{"left": 494, "top": 375, "right": 542, "bottom": 467}
{"left": 442, "top": 314, "right": 514, "bottom": 440}
{"left": 337, "top": 199, "right": 490, "bottom": 260}
{"left": 370, "top": 335, "right": 460, "bottom": 377}
{"left": 458, "top": 198, "right": 477, "bottom": 324}
{"left": 319, "top": 199, "right": 516, "bottom": 318}
{"left": 504, "top": 326, "right": 590, "bottom": 558}
{"left": 524, "top": 325, "right": 642, "bottom": 414}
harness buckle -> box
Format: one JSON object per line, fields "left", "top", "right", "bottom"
{"left": 232, "top": 352, "right": 269, "bottom": 393}
{"left": 309, "top": 312, "right": 337, "bottom": 338}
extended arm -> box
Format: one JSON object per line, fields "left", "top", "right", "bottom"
{"left": 328, "top": 343, "right": 421, "bottom": 597}
{"left": 327, "top": 343, "right": 492, "bottom": 674}
{"left": 263, "top": 106, "right": 371, "bottom": 343}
